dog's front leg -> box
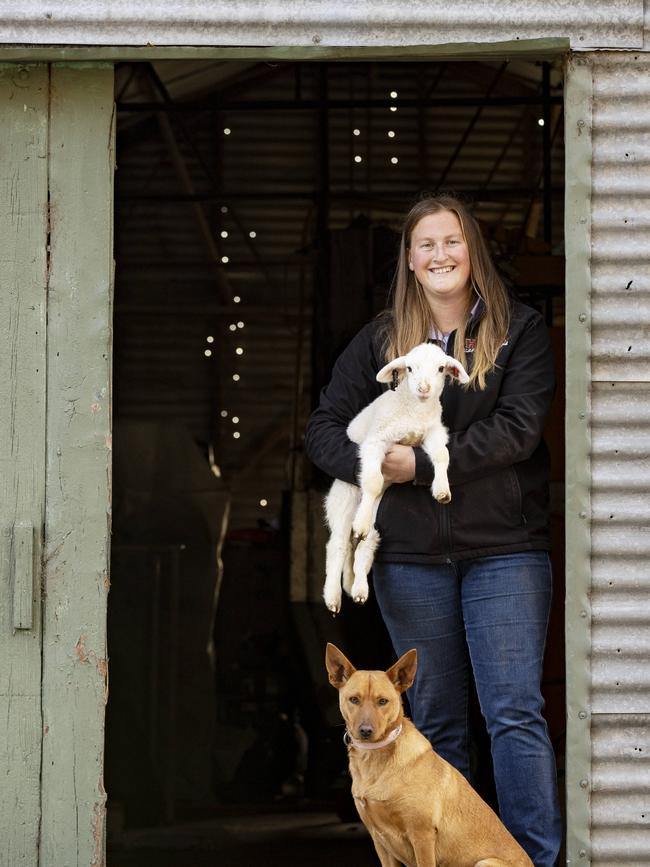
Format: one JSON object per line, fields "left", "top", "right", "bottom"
{"left": 368, "top": 833, "right": 401, "bottom": 867}
{"left": 412, "top": 833, "right": 438, "bottom": 867}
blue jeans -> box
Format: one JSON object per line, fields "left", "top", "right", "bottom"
{"left": 373, "top": 552, "right": 561, "bottom": 867}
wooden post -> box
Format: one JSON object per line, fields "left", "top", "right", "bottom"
{"left": 0, "top": 62, "right": 49, "bottom": 867}
{"left": 41, "top": 64, "right": 114, "bottom": 867}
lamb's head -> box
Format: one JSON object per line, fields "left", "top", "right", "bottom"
{"left": 376, "top": 342, "right": 470, "bottom": 402}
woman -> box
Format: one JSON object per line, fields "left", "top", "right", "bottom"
{"left": 305, "top": 195, "right": 561, "bottom": 866}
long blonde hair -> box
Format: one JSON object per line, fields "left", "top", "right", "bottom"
{"left": 383, "top": 195, "right": 511, "bottom": 389}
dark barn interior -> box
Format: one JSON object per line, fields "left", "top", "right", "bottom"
{"left": 105, "top": 58, "right": 566, "bottom": 866}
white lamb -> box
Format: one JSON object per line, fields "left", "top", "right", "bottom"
{"left": 323, "top": 342, "right": 469, "bottom": 614}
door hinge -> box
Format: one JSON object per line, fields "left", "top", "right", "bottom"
{"left": 12, "top": 521, "right": 34, "bottom": 630}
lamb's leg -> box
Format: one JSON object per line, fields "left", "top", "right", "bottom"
{"left": 323, "top": 480, "right": 358, "bottom": 613}
{"left": 350, "top": 527, "right": 381, "bottom": 604}
{"left": 352, "top": 441, "right": 386, "bottom": 539}
{"left": 324, "top": 536, "right": 347, "bottom": 614}
{"left": 423, "top": 431, "right": 451, "bottom": 504}
{"left": 431, "top": 445, "right": 451, "bottom": 503}
{"left": 341, "top": 543, "right": 355, "bottom": 597}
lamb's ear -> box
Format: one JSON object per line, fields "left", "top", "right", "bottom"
{"left": 376, "top": 356, "right": 408, "bottom": 383}
{"left": 386, "top": 648, "right": 417, "bottom": 693}
{"left": 325, "top": 643, "right": 356, "bottom": 689}
{"left": 444, "top": 356, "right": 470, "bottom": 384}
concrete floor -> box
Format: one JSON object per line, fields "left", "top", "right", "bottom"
{"left": 107, "top": 809, "right": 378, "bottom": 866}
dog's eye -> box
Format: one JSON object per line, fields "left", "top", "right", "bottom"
{"left": 377, "top": 698, "right": 389, "bottom": 706}
{"left": 406, "top": 366, "right": 412, "bottom": 372}
{"left": 438, "top": 366, "right": 444, "bottom": 372}
{"left": 349, "top": 696, "right": 360, "bottom": 705}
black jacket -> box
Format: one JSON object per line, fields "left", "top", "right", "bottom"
{"left": 304, "top": 300, "right": 555, "bottom": 563}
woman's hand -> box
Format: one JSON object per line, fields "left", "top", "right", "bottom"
{"left": 381, "top": 445, "right": 416, "bottom": 483}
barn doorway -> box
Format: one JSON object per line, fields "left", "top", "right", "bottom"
{"left": 105, "top": 57, "right": 566, "bottom": 866}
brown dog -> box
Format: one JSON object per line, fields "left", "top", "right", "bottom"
{"left": 325, "top": 643, "right": 533, "bottom": 867}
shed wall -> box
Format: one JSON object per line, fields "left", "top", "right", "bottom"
{"left": 590, "top": 52, "right": 650, "bottom": 865}
{"left": 0, "top": 1, "right": 643, "bottom": 50}
{"left": 0, "top": 13, "right": 645, "bottom": 866}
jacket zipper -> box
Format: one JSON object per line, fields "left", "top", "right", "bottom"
{"left": 439, "top": 500, "right": 452, "bottom": 563}
{"left": 442, "top": 326, "right": 457, "bottom": 563}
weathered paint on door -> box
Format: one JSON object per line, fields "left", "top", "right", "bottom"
{"left": 40, "top": 65, "right": 114, "bottom": 867}
{"left": 0, "top": 63, "right": 113, "bottom": 867}
{"left": 0, "top": 64, "right": 49, "bottom": 867}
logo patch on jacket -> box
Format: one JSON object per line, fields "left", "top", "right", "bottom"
{"left": 465, "top": 337, "right": 509, "bottom": 353}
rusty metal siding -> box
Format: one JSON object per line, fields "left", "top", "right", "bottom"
{"left": 0, "top": 1, "right": 643, "bottom": 50}
{"left": 590, "top": 51, "right": 650, "bottom": 864}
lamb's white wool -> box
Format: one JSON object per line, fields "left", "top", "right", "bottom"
{"left": 323, "top": 342, "right": 469, "bottom": 614}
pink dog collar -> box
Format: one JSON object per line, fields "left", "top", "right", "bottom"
{"left": 344, "top": 724, "right": 403, "bottom": 750}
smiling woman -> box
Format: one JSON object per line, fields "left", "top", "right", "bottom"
{"left": 305, "top": 194, "right": 561, "bottom": 866}
{"left": 387, "top": 195, "right": 512, "bottom": 392}
{"left": 408, "top": 210, "right": 471, "bottom": 319}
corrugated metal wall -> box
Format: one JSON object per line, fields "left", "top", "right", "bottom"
{"left": 0, "top": 1, "right": 642, "bottom": 48}
{"left": 590, "top": 52, "right": 650, "bottom": 865}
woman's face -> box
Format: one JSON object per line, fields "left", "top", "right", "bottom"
{"left": 408, "top": 210, "right": 471, "bottom": 308}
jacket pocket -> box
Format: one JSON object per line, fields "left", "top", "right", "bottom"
{"left": 449, "top": 467, "right": 528, "bottom": 553}
{"left": 509, "top": 466, "right": 525, "bottom": 525}
{"left": 374, "top": 483, "right": 441, "bottom": 557}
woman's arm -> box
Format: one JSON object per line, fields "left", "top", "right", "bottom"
{"left": 304, "top": 323, "right": 385, "bottom": 484}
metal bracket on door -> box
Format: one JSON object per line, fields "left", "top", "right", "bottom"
{"left": 12, "top": 521, "right": 34, "bottom": 630}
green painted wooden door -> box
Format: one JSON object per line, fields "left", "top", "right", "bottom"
{"left": 0, "top": 63, "right": 113, "bottom": 867}
{"left": 40, "top": 64, "right": 114, "bottom": 867}
{"left": 0, "top": 64, "right": 49, "bottom": 867}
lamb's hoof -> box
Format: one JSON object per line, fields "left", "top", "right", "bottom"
{"left": 324, "top": 595, "right": 341, "bottom": 615}
{"left": 351, "top": 581, "right": 369, "bottom": 604}
{"left": 435, "top": 491, "right": 451, "bottom": 504}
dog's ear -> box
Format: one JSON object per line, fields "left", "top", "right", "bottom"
{"left": 325, "top": 643, "right": 356, "bottom": 689}
{"left": 386, "top": 648, "right": 417, "bottom": 693}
